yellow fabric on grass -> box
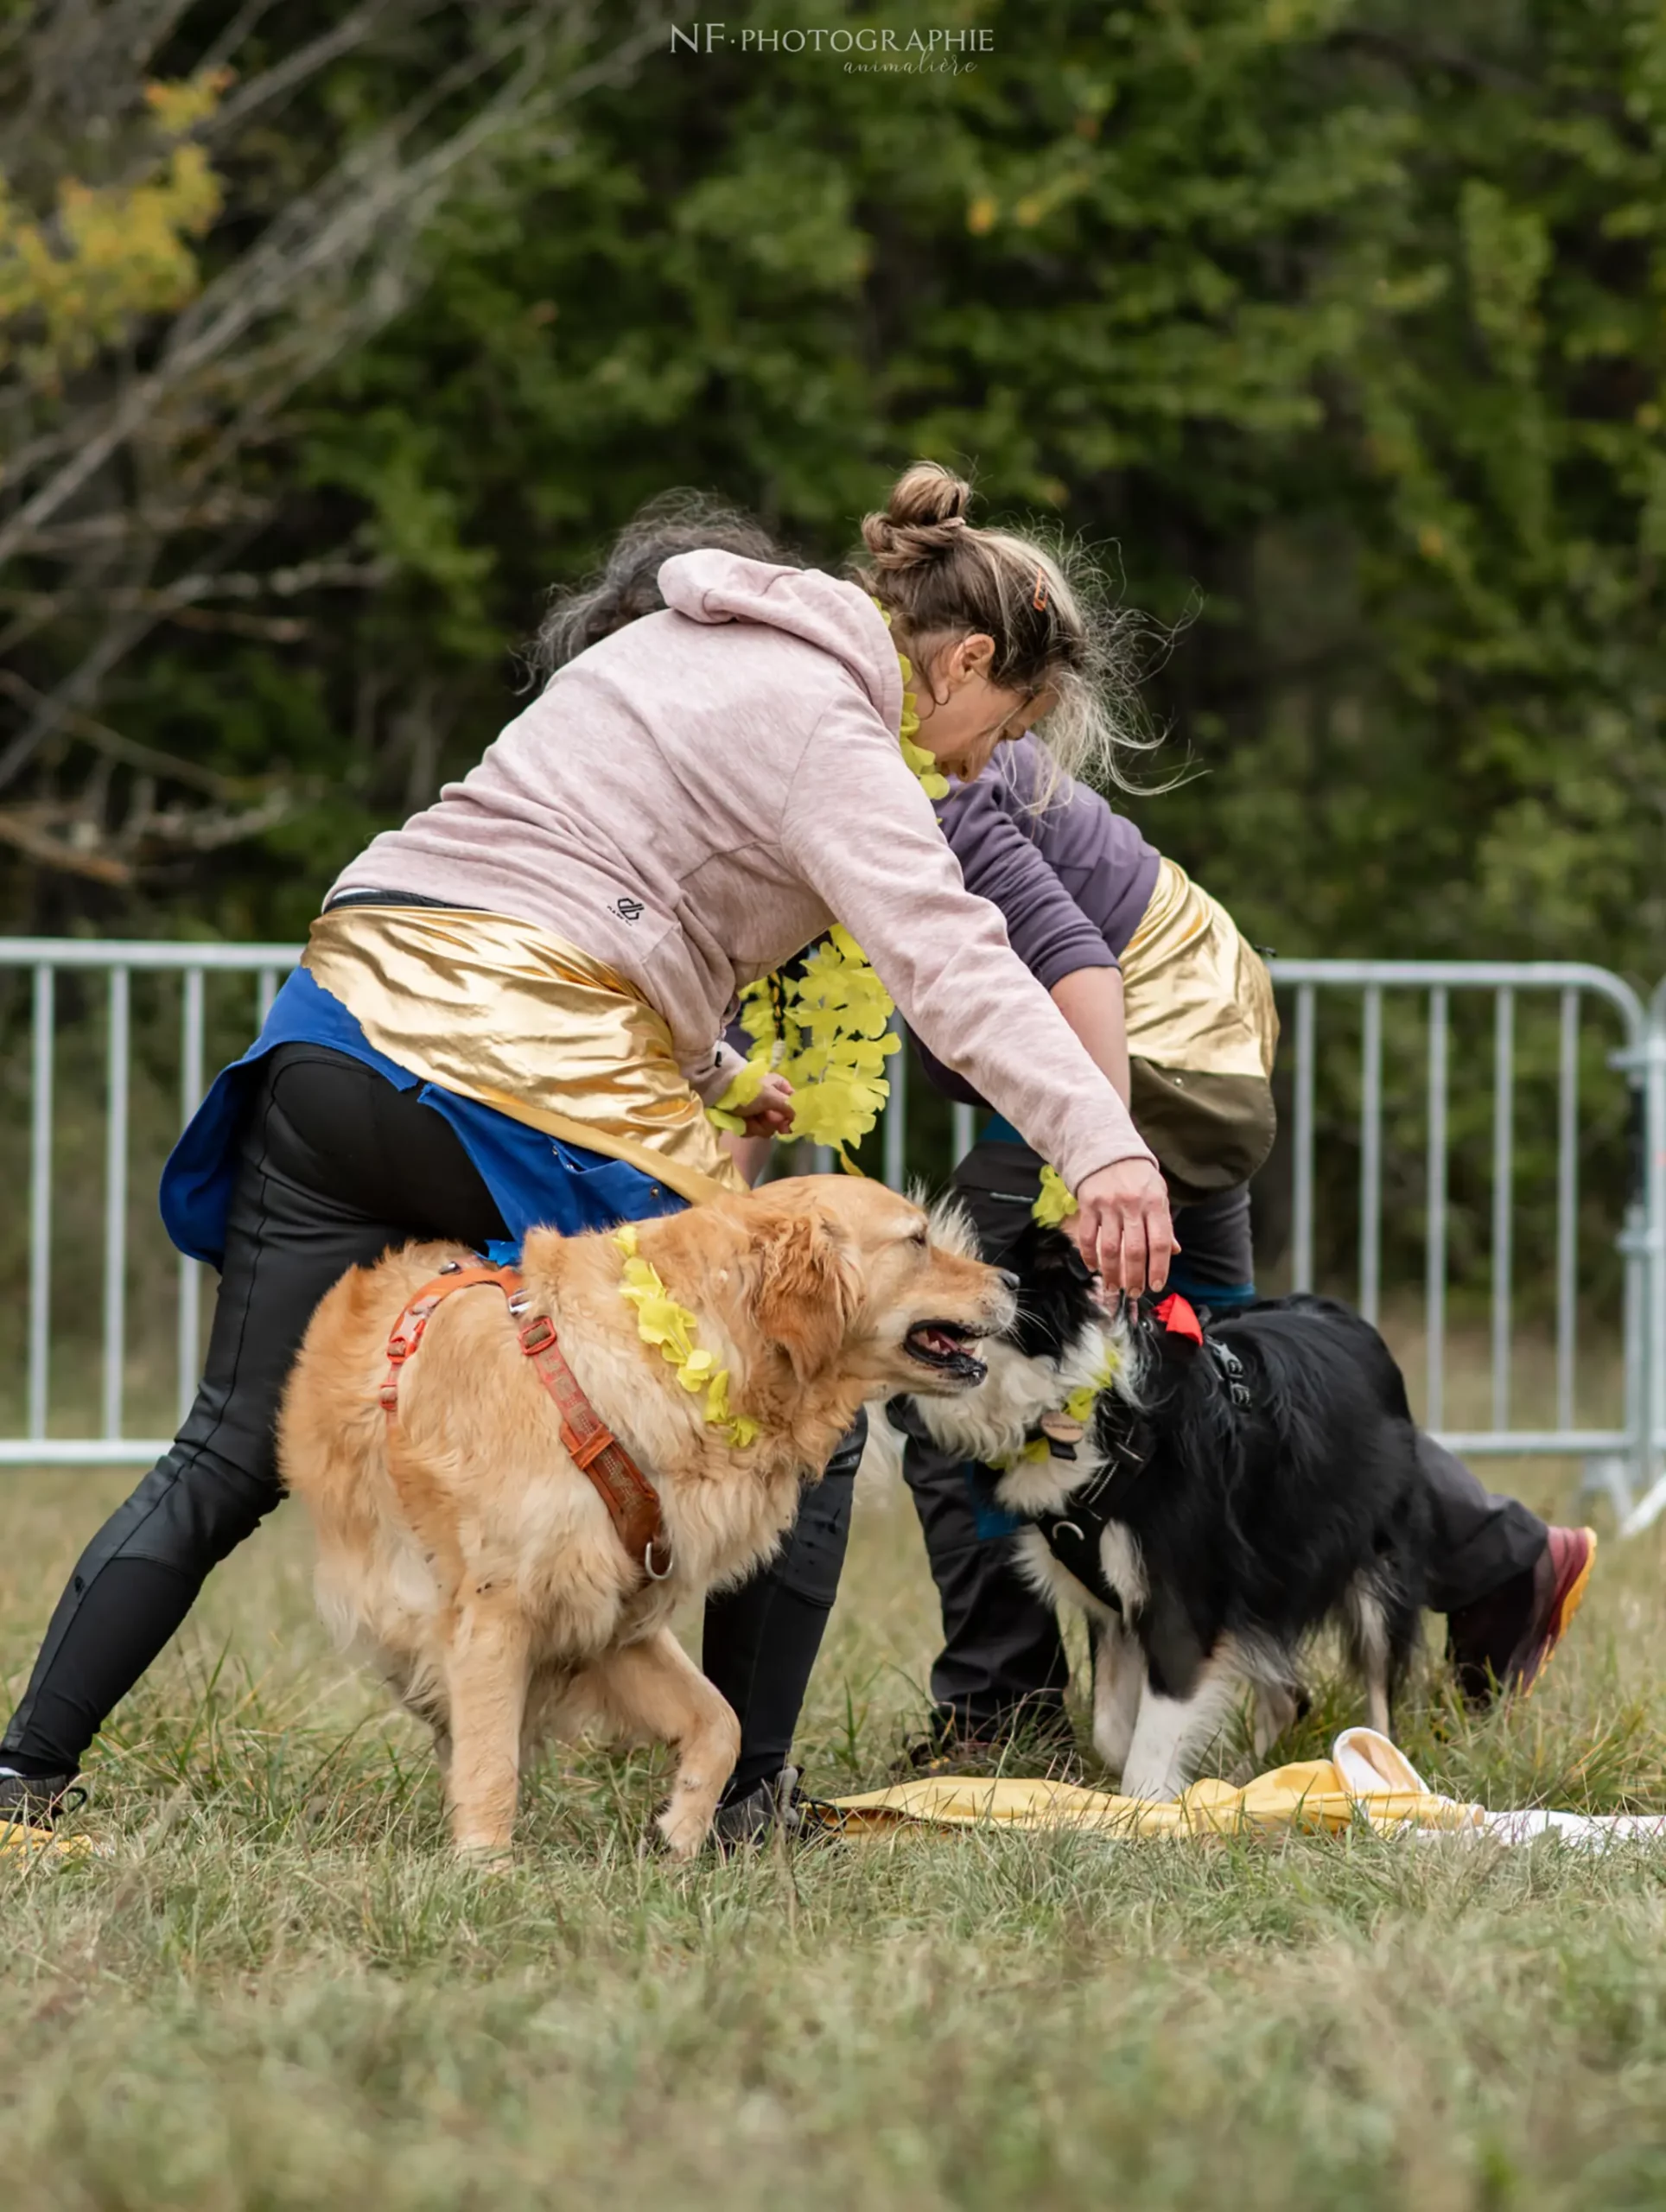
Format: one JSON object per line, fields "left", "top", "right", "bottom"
{"left": 830, "top": 1730, "right": 1485, "bottom": 1841}
{"left": 0, "top": 1821, "right": 94, "bottom": 1860}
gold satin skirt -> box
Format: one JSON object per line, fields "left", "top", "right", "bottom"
{"left": 303, "top": 906, "right": 746, "bottom": 1206}
{"left": 1119, "top": 859, "right": 1280, "bottom": 1199}
{"left": 1121, "top": 857, "right": 1278, "bottom": 1080}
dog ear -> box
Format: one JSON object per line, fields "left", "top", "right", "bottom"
{"left": 749, "top": 1211, "right": 862, "bottom": 1384}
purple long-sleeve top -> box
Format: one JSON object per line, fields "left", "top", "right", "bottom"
{"left": 918, "top": 734, "right": 1160, "bottom": 1109}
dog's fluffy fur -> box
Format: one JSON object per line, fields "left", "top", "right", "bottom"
{"left": 906, "top": 1205, "right": 1429, "bottom": 1799}
{"left": 279, "top": 1177, "right": 1013, "bottom": 1858}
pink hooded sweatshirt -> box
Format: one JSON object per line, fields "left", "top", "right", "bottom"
{"left": 330, "top": 553, "right": 1153, "bottom": 1192}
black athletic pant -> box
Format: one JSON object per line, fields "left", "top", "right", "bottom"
{"left": 901, "top": 1171, "right": 1550, "bottom": 1740}
{"left": 1, "top": 1046, "right": 855, "bottom": 1795}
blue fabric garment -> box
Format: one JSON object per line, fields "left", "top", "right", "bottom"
{"left": 1167, "top": 1265, "right": 1257, "bottom": 1311}
{"left": 982, "top": 1112, "right": 1026, "bottom": 1147}
{"left": 963, "top": 1461, "right": 1024, "bottom": 1542}
{"left": 160, "top": 965, "right": 686, "bottom": 1269}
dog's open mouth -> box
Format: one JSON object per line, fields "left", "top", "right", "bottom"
{"left": 904, "top": 1319, "right": 989, "bottom": 1385}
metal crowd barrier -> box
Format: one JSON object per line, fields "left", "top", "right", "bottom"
{"left": 2, "top": 940, "right": 294, "bottom": 1467}
{"left": 2, "top": 940, "right": 1663, "bottom": 1525}
{"left": 1272, "top": 961, "right": 1661, "bottom": 1530}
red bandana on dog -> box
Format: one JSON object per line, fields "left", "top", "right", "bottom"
{"left": 1154, "top": 1292, "right": 1205, "bottom": 1344}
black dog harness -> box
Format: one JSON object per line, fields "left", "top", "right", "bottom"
{"left": 1031, "top": 1294, "right": 1254, "bottom": 1611}
{"left": 1035, "top": 1459, "right": 1132, "bottom": 1615}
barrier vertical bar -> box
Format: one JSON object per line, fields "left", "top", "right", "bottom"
{"left": 103, "top": 966, "right": 130, "bottom": 1440}
{"left": 952, "top": 1102, "right": 976, "bottom": 1166}
{"left": 1359, "top": 983, "right": 1382, "bottom": 1325}
{"left": 1292, "top": 983, "right": 1315, "bottom": 1294}
{"left": 1616, "top": 1012, "right": 1655, "bottom": 1528}
{"left": 1648, "top": 992, "right": 1666, "bottom": 1484}
{"left": 1426, "top": 985, "right": 1449, "bottom": 1433}
{"left": 176, "top": 968, "right": 206, "bottom": 1423}
{"left": 28, "top": 964, "right": 54, "bottom": 1441}
{"left": 1491, "top": 988, "right": 1514, "bottom": 1433}
{"left": 257, "top": 967, "right": 278, "bottom": 1031}
{"left": 1555, "top": 990, "right": 1579, "bottom": 1433}
{"left": 882, "top": 1016, "right": 907, "bottom": 1192}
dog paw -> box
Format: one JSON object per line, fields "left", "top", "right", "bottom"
{"left": 454, "top": 1840, "right": 517, "bottom": 1875}
{"left": 655, "top": 1799, "right": 715, "bottom": 1861}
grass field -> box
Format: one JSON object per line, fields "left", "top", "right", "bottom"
{"left": 2, "top": 1394, "right": 1665, "bottom": 2209}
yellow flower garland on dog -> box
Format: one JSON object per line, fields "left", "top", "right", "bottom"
{"left": 612, "top": 1224, "right": 759, "bottom": 1448}
{"left": 989, "top": 1346, "right": 1122, "bottom": 1471}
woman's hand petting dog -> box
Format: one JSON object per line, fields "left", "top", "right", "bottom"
{"left": 1070, "top": 1156, "right": 1176, "bottom": 1297}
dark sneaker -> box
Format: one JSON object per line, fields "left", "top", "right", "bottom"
{"left": 1447, "top": 1526, "right": 1599, "bottom": 1704}
{"left": 709, "top": 1766, "right": 845, "bottom": 1853}
{"left": 0, "top": 1770, "right": 82, "bottom": 1834}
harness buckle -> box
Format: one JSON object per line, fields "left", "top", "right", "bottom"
{"left": 386, "top": 1334, "right": 410, "bottom": 1362}
{"left": 568, "top": 1426, "right": 614, "bottom": 1471}
{"left": 518, "top": 1315, "right": 557, "bottom": 1357}
{"left": 378, "top": 1381, "right": 399, "bottom": 1411}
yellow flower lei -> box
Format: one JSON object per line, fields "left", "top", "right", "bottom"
{"left": 888, "top": 635, "right": 951, "bottom": 803}
{"left": 989, "top": 1346, "right": 1122, "bottom": 1471}
{"left": 707, "top": 622, "right": 942, "bottom": 1166}
{"left": 611, "top": 1224, "right": 759, "bottom": 1448}
{"left": 703, "top": 1057, "right": 766, "bottom": 1137}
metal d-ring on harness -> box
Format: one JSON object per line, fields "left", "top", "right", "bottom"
{"left": 378, "top": 1255, "right": 675, "bottom": 1586}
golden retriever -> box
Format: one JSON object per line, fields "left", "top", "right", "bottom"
{"left": 279, "top": 1176, "right": 1013, "bottom": 1859}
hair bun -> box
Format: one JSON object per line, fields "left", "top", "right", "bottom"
{"left": 860, "top": 461, "right": 975, "bottom": 571}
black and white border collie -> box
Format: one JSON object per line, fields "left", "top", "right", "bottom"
{"left": 901, "top": 1205, "right": 1430, "bottom": 1799}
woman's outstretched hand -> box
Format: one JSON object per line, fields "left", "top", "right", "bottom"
{"left": 1069, "top": 1158, "right": 1176, "bottom": 1297}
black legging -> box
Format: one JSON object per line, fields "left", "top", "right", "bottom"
{"left": 1, "top": 1045, "right": 856, "bottom": 1799}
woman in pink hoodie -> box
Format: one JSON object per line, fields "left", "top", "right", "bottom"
{"left": 0, "top": 467, "right": 1169, "bottom": 1844}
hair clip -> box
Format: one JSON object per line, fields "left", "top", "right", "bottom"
{"left": 1033, "top": 566, "right": 1050, "bottom": 613}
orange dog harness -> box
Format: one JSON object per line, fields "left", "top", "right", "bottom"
{"left": 378, "top": 1259, "right": 673, "bottom": 1583}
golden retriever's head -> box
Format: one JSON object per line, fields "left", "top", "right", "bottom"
{"left": 723, "top": 1176, "right": 1017, "bottom": 1398}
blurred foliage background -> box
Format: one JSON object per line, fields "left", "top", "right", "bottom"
{"left": 2, "top": 0, "right": 1663, "bottom": 1311}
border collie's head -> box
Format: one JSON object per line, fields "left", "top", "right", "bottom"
{"left": 906, "top": 1198, "right": 1128, "bottom": 1467}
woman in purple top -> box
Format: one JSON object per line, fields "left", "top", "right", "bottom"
{"left": 927, "top": 729, "right": 1275, "bottom": 1304}
{"left": 903, "top": 738, "right": 1595, "bottom": 1770}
